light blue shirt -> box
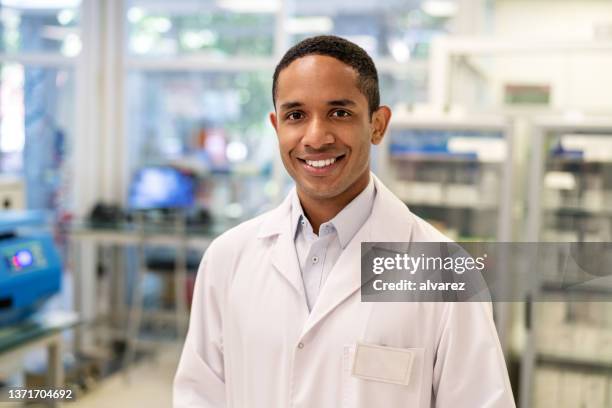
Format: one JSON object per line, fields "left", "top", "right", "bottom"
{"left": 291, "top": 176, "right": 376, "bottom": 311}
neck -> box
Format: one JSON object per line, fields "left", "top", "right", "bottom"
{"left": 298, "top": 171, "right": 370, "bottom": 235}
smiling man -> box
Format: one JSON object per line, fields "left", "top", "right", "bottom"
{"left": 174, "top": 36, "right": 515, "bottom": 407}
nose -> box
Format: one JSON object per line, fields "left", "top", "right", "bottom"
{"left": 302, "top": 117, "right": 335, "bottom": 149}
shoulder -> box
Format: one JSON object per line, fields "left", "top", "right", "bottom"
{"left": 373, "top": 175, "right": 451, "bottom": 243}
{"left": 409, "top": 212, "right": 452, "bottom": 242}
{"left": 196, "top": 209, "right": 278, "bottom": 290}
{"left": 206, "top": 210, "right": 273, "bottom": 257}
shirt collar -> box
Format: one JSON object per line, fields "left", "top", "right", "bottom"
{"left": 290, "top": 174, "right": 376, "bottom": 248}
{"left": 291, "top": 190, "right": 305, "bottom": 239}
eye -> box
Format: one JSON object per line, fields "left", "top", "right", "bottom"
{"left": 286, "top": 111, "right": 304, "bottom": 121}
{"left": 331, "top": 109, "right": 351, "bottom": 118}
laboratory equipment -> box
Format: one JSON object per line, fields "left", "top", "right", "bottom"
{"left": 128, "top": 166, "right": 196, "bottom": 210}
{"left": 0, "top": 211, "right": 62, "bottom": 326}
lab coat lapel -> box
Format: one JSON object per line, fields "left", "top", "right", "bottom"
{"left": 299, "top": 175, "right": 415, "bottom": 338}
{"left": 258, "top": 190, "right": 307, "bottom": 299}
{"left": 269, "top": 227, "right": 306, "bottom": 297}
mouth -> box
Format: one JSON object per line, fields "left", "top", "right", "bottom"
{"left": 297, "top": 154, "right": 346, "bottom": 175}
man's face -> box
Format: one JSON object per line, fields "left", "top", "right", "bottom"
{"left": 270, "top": 55, "right": 387, "bottom": 203}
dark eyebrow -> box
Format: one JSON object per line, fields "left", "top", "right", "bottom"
{"left": 279, "top": 99, "right": 357, "bottom": 111}
{"left": 279, "top": 101, "right": 302, "bottom": 111}
{"left": 328, "top": 99, "right": 357, "bottom": 107}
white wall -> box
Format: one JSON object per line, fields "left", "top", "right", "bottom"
{"left": 494, "top": 0, "right": 612, "bottom": 41}
{"left": 453, "top": 0, "right": 612, "bottom": 111}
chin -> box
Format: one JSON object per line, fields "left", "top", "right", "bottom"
{"left": 301, "top": 183, "right": 345, "bottom": 200}
{"left": 309, "top": 190, "right": 340, "bottom": 200}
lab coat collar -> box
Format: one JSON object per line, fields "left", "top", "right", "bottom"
{"left": 255, "top": 187, "right": 306, "bottom": 298}
{"left": 289, "top": 176, "right": 376, "bottom": 247}
{"left": 256, "top": 173, "right": 417, "bottom": 337}
{"left": 256, "top": 174, "right": 399, "bottom": 240}
{"left": 256, "top": 187, "right": 294, "bottom": 239}
{"left": 328, "top": 176, "right": 375, "bottom": 248}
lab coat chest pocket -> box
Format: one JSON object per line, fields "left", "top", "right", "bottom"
{"left": 342, "top": 343, "right": 424, "bottom": 408}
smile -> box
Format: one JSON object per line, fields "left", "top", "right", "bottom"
{"left": 306, "top": 158, "right": 336, "bottom": 168}
{"left": 298, "top": 154, "right": 345, "bottom": 175}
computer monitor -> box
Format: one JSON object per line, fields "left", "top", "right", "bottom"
{"left": 128, "top": 166, "right": 196, "bottom": 210}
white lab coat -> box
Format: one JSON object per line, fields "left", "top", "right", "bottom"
{"left": 174, "top": 174, "right": 515, "bottom": 407}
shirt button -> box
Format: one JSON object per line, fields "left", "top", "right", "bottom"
{"left": 312, "top": 256, "right": 319, "bottom": 264}
{"left": 300, "top": 220, "right": 305, "bottom": 226}
{"left": 298, "top": 342, "right": 304, "bottom": 349}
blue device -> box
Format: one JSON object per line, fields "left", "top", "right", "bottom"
{"left": 0, "top": 211, "right": 62, "bottom": 326}
{"left": 128, "top": 166, "right": 196, "bottom": 210}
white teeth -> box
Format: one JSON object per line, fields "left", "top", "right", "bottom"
{"left": 305, "top": 157, "right": 336, "bottom": 168}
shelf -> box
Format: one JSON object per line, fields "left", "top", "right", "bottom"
{"left": 393, "top": 182, "right": 498, "bottom": 210}
{"left": 536, "top": 118, "right": 612, "bottom": 132}
{"left": 400, "top": 198, "right": 497, "bottom": 210}
{"left": 390, "top": 115, "right": 507, "bottom": 131}
{"left": 543, "top": 207, "right": 612, "bottom": 217}
{"left": 540, "top": 282, "right": 612, "bottom": 298}
{"left": 548, "top": 156, "right": 612, "bottom": 165}
{"left": 537, "top": 354, "right": 612, "bottom": 374}
{"left": 389, "top": 152, "right": 502, "bottom": 164}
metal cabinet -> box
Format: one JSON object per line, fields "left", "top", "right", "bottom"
{"left": 522, "top": 117, "right": 612, "bottom": 408}
{"left": 379, "top": 114, "right": 515, "bottom": 242}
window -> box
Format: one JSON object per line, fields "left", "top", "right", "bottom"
{"left": 126, "top": 70, "right": 274, "bottom": 171}
{"left": 0, "top": 64, "right": 74, "bottom": 211}
{"left": 0, "top": 0, "right": 81, "bottom": 55}
{"left": 0, "top": 0, "right": 78, "bottom": 215}
{"left": 286, "top": 0, "right": 453, "bottom": 60}
{"left": 126, "top": 0, "right": 276, "bottom": 57}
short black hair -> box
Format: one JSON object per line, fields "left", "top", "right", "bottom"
{"left": 272, "top": 35, "right": 380, "bottom": 117}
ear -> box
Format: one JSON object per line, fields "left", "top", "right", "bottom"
{"left": 370, "top": 106, "right": 392, "bottom": 145}
{"left": 269, "top": 111, "right": 279, "bottom": 134}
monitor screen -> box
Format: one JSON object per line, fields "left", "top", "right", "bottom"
{"left": 128, "top": 166, "right": 196, "bottom": 210}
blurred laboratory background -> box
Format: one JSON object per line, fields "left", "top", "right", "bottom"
{"left": 0, "top": 0, "right": 611, "bottom": 406}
